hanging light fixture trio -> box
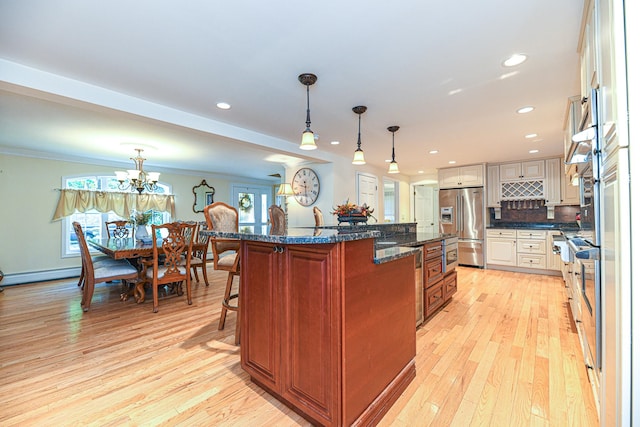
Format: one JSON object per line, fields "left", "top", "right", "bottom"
{"left": 387, "top": 125, "right": 400, "bottom": 174}
{"left": 298, "top": 73, "right": 318, "bottom": 150}
{"left": 352, "top": 105, "right": 367, "bottom": 165}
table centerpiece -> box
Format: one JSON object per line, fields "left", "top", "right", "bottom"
{"left": 332, "top": 200, "right": 376, "bottom": 225}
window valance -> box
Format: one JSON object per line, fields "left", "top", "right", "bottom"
{"left": 52, "top": 189, "right": 175, "bottom": 221}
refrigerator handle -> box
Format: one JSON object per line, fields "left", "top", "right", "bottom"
{"left": 459, "top": 194, "right": 464, "bottom": 232}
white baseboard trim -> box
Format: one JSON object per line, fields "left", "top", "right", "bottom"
{"left": 1, "top": 267, "right": 81, "bottom": 286}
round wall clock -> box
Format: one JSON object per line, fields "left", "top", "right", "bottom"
{"left": 292, "top": 168, "right": 320, "bottom": 206}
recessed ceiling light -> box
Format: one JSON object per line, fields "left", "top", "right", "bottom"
{"left": 499, "top": 71, "right": 519, "bottom": 80}
{"left": 525, "top": 133, "right": 538, "bottom": 139}
{"left": 529, "top": 149, "right": 539, "bottom": 154}
{"left": 448, "top": 160, "right": 456, "bottom": 164}
{"left": 448, "top": 89, "right": 463, "bottom": 96}
{"left": 517, "top": 106, "right": 535, "bottom": 114}
{"left": 330, "top": 140, "right": 340, "bottom": 145}
{"left": 385, "top": 159, "right": 391, "bottom": 163}
{"left": 502, "top": 53, "right": 527, "bottom": 67}
{"left": 216, "top": 102, "right": 231, "bottom": 110}
{"left": 429, "top": 150, "right": 439, "bottom": 154}
{"left": 418, "top": 170, "right": 424, "bottom": 174}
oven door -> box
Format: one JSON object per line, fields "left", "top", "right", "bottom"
{"left": 576, "top": 248, "right": 600, "bottom": 373}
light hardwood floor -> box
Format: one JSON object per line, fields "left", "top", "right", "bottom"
{"left": 0, "top": 267, "right": 598, "bottom": 426}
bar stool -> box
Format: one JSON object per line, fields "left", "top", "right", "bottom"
{"left": 204, "top": 202, "right": 241, "bottom": 345}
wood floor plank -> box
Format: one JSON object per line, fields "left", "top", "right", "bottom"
{"left": 0, "top": 266, "right": 599, "bottom": 426}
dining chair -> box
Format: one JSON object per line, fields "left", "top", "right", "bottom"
{"left": 313, "top": 206, "right": 324, "bottom": 226}
{"left": 268, "top": 204, "right": 286, "bottom": 235}
{"left": 105, "top": 220, "right": 130, "bottom": 238}
{"left": 203, "top": 202, "right": 241, "bottom": 344}
{"left": 72, "top": 222, "right": 139, "bottom": 312}
{"left": 175, "top": 220, "right": 210, "bottom": 287}
{"left": 142, "top": 221, "right": 197, "bottom": 313}
{"left": 189, "top": 221, "right": 210, "bottom": 286}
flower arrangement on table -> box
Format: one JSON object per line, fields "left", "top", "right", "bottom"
{"left": 129, "top": 210, "right": 152, "bottom": 226}
{"left": 332, "top": 200, "right": 376, "bottom": 224}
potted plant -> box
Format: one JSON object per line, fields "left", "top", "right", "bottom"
{"left": 130, "top": 210, "right": 152, "bottom": 240}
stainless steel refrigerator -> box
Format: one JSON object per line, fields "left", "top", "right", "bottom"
{"left": 438, "top": 187, "right": 484, "bottom": 267}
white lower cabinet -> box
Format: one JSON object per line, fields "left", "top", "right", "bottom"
{"left": 487, "top": 229, "right": 552, "bottom": 271}
{"left": 486, "top": 229, "right": 517, "bottom": 266}
{"left": 515, "top": 230, "right": 547, "bottom": 270}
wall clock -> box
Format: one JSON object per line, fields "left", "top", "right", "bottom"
{"left": 292, "top": 168, "right": 320, "bottom": 206}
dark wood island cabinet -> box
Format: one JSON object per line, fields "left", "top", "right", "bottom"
{"left": 202, "top": 227, "right": 419, "bottom": 426}
{"left": 242, "top": 238, "right": 416, "bottom": 426}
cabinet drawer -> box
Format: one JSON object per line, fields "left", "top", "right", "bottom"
{"left": 516, "top": 230, "right": 547, "bottom": 240}
{"left": 424, "top": 241, "right": 443, "bottom": 260}
{"left": 424, "top": 281, "right": 444, "bottom": 318}
{"left": 424, "top": 257, "right": 443, "bottom": 287}
{"left": 443, "top": 271, "right": 457, "bottom": 300}
{"left": 517, "top": 239, "right": 546, "bottom": 254}
{"left": 517, "top": 254, "right": 547, "bottom": 269}
{"left": 486, "top": 229, "right": 517, "bottom": 238}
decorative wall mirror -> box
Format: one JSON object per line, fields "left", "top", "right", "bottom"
{"left": 193, "top": 179, "right": 215, "bottom": 213}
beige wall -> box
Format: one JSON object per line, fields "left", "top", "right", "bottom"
{"left": 0, "top": 153, "right": 414, "bottom": 283}
{"left": 0, "top": 153, "right": 275, "bottom": 280}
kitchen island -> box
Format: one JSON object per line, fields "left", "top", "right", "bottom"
{"left": 202, "top": 226, "right": 419, "bottom": 426}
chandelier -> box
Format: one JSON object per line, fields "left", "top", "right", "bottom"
{"left": 115, "top": 148, "right": 160, "bottom": 194}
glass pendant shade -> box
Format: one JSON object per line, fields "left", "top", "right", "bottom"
{"left": 387, "top": 125, "right": 400, "bottom": 174}
{"left": 388, "top": 161, "right": 399, "bottom": 174}
{"left": 352, "top": 148, "right": 366, "bottom": 165}
{"left": 300, "top": 129, "right": 316, "bottom": 150}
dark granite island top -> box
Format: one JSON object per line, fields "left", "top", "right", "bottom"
{"left": 201, "top": 226, "right": 425, "bottom": 264}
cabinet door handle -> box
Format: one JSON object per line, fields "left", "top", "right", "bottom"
{"left": 273, "top": 246, "right": 284, "bottom": 253}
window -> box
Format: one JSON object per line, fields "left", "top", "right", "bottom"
{"left": 62, "top": 175, "right": 171, "bottom": 258}
{"left": 383, "top": 179, "right": 398, "bottom": 223}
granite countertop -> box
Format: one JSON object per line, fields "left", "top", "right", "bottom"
{"left": 487, "top": 222, "right": 581, "bottom": 232}
{"left": 201, "top": 227, "right": 452, "bottom": 265}
{"left": 201, "top": 226, "right": 380, "bottom": 244}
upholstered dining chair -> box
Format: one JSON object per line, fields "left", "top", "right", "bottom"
{"left": 268, "top": 204, "right": 286, "bottom": 235}
{"left": 105, "top": 220, "right": 130, "bottom": 238}
{"left": 203, "top": 202, "right": 241, "bottom": 344}
{"left": 72, "top": 222, "right": 139, "bottom": 312}
{"left": 313, "top": 206, "right": 324, "bottom": 226}
{"left": 142, "top": 222, "right": 197, "bottom": 313}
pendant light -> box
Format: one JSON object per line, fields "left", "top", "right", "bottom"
{"left": 387, "top": 126, "right": 400, "bottom": 174}
{"left": 298, "top": 73, "right": 318, "bottom": 150}
{"left": 352, "top": 106, "right": 367, "bottom": 165}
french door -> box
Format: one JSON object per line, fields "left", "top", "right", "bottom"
{"left": 232, "top": 184, "right": 272, "bottom": 234}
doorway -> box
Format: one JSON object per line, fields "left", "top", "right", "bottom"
{"left": 231, "top": 184, "right": 272, "bottom": 234}
{"left": 414, "top": 184, "right": 438, "bottom": 234}
{"left": 357, "top": 172, "right": 378, "bottom": 215}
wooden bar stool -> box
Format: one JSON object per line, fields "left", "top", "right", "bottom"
{"left": 204, "top": 202, "right": 241, "bottom": 345}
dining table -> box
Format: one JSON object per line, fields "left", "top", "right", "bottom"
{"left": 88, "top": 237, "right": 210, "bottom": 303}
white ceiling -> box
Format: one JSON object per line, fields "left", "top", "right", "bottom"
{"left": 0, "top": 0, "right": 584, "bottom": 181}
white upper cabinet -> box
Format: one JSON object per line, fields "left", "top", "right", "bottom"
{"left": 499, "top": 160, "right": 545, "bottom": 182}
{"left": 486, "top": 165, "right": 501, "bottom": 208}
{"left": 438, "top": 164, "right": 484, "bottom": 188}
{"left": 545, "top": 158, "right": 561, "bottom": 205}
